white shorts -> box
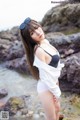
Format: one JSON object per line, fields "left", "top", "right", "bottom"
{"left": 37, "top": 80, "right": 61, "bottom": 99}
{"left": 37, "top": 80, "right": 49, "bottom": 93}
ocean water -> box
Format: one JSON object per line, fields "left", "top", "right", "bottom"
{"left": 0, "top": 66, "right": 37, "bottom": 102}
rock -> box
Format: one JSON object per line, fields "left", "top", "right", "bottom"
{"left": 5, "top": 55, "right": 30, "bottom": 74}
{"left": 41, "top": 3, "right": 80, "bottom": 33}
{"left": 0, "top": 30, "right": 17, "bottom": 41}
{"left": 59, "top": 55, "right": 80, "bottom": 94}
{"left": 39, "top": 112, "right": 45, "bottom": 117}
{"left": 27, "top": 110, "right": 34, "bottom": 117}
{"left": 0, "top": 26, "right": 20, "bottom": 62}
{"left": 33, "top": 113, "right": 40, "bottom": 119}
{"left": 2, "top": 96, "right": 27, "bottom": 116}
{"left": 46, "top": 32, "right": 80, "bottom": 58}
{"left": 0, "top": 38, "right": 12, "bottom": 62}
{"left": 0, "top": 88, "right": 8, "bottom": 98}
{"left": 10, "top": 26, "right": 19, "bottom": 36}
{"left": 21, "top": 108, "right": 28, "bottom": 115}
{"left": 5, "top": 41, "right": 25, "bottom": 61}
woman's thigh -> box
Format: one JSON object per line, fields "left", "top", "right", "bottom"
{"left": 53, "top": 96, "right": 61, "bottom": 113}
{"left": 38, "top": 90, "right": 57, "bottom": 120}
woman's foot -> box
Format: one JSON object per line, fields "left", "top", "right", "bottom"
{"left": 59, "top": 114, "right": 64, "bottom": 120}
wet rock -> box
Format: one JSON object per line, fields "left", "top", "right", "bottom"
{"left": 0, "top": 88, "right": 8, "bottom": 98}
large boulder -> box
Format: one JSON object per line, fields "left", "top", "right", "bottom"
{"left": 0, "top": 27, "right": 20, "bottom": 62}
{"left": 5, "top": 55, "right": 30, "bottom": 74}
{"left": 46, "top": 32, "right": 80, "bottom": 58}
{"left": 5, "top": 40, "right": 25, "bottom": 61}
{"left": 59, "top": 54, "right": 80, "bottom": 94}
{"left": 41, "top": 3, "right": 80, "bottom": 33}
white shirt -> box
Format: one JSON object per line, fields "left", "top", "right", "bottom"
{"left": 33, "top": 40, "right": 64, "bottom": 98}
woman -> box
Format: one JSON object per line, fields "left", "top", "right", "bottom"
{"left": 19, "top": 17, "right": 64, "bottom": 120}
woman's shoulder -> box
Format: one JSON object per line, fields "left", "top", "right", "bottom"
{"left": 35, "top": 45, "right": 44, "bottom": 56}
{"left": 34, "top": 45, "right": 46, "bottom": 62}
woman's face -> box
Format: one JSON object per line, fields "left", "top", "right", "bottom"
{"left": 30, "top": 27, "right": 45, "bottom": 42}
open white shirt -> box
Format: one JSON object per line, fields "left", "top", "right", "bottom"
{"left": 33, "top": 39, "right": 64, "bottom": 98}
{"left": 33, "top": 40, "right": 64, "bottom": 98}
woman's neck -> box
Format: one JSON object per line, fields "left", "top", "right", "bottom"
{"left": 39, "top": 39, "right": 47, "bottom": 45}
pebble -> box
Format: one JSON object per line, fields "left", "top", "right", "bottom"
{"left": 33, "top": 114, "right": 40, "bottom": 119}
{"left": 28, "top": 110, "right": 34, "bottom": 115}
{"left": 21, "top": 108, "right": 28, "bottom": 115}
{"left": 26, "top": 110, "right": 34, "bottom": 117}
{"left": 39, "top": 112, "right": 45, "bottom": 117}
{"left": 0, "top": 88, "right": 8, "bottom": 98}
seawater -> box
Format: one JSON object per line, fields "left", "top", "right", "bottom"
{"left": 0, "top": 66, "right": 37, "bottom": 102}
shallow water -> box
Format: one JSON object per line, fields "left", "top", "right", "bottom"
{"left": 0, "top": 66, "right": 80, "bottom": 120}
{"left": 0, "top": 66, "right": 37, "bottom": 102}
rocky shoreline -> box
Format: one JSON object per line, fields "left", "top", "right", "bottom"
{"left": 0, "top": 2, "right": 80, "bottom": 120}
{"left": 0, "top": 73, "right": 80, "bottom": 120}
{"left": 0, "top": 79, "right": 80, "bottom": 120}
{"left": 0, "top": 29, "right": 80, "bottom": 94}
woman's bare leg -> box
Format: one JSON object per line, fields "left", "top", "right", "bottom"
{"left": 53, "top": 96, "right": 61, "bottom": 120}
{"left": 55, "top": 101, "right": 60, "bottom": 120}
{"left": 38, "top": 90, "right": 57, "bottom": 120}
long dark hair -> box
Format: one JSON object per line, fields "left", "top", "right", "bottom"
{"left": 19, "top": 19, "right": 41, "bottom": 80}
